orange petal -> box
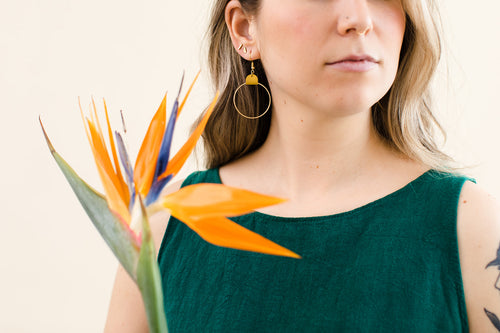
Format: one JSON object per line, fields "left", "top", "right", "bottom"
{"left": 158, "top": 92, "right": 219, "bottom": 180}
{"left": 91, "top": 97, "right": 106, "bottom": 144}
{"left": 134, "top": 94, "right": 167, "bottom": 197}
{"left": 172, "top": 214, "right": 300, "bottom": 258}
{"left": 103, "top": 99, "right": 129, "bottom": 206}
{"left": 87, "top": 119, "right": 127, "bottom": 203}
{"left": 79, "top": 97, "right": 92, "bottom": 144}
{"left": 79, "top": 98, "right": 128, "bottom": 216}
{"left": 87, "top": 120, "right": 131, "bottom": 222}
{"left": 159, "top": 183, "right": 286, "bottom": 219}
{"left": 176, "top": 70, "right": 201, "bottom": 119}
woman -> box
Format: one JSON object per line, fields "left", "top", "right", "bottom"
{"left": 105, "top": 0, "right": 500, "bottom": 331}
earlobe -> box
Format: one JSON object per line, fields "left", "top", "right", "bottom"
{"left": 225, "top": 0, "right": 260, "bottom": 60}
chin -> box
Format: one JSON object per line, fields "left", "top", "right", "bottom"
{"left": 312, "top": 92, "right": 383, "bottom": 116}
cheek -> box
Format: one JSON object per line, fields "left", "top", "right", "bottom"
{"left": 374, "top": 8, "right": 406, "bottom": 74}
{"left": 257, "top": 9, "right": 322, "bottom": 63}
{"left": 257, "top": 12, "right": 328, "bottom": 95}
{"left": 381, "top": 7, "right": 406, "bottom": 50}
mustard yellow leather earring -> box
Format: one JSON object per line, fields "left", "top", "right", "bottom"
{"left": 233, "top": 60, "right": 272, "bottom": 119}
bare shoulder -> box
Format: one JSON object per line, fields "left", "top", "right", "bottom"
{"left": 457, "top": 180, "right": 500, "bottom": 332}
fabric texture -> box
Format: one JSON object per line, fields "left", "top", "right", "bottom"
{"left": 158, "top": 168, "right": 476, "bottom": 332}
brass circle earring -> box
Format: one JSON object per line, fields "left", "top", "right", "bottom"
{"left": 233, "top": 59, "right": 272, "bottom": 120}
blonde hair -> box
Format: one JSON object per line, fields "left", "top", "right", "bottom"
{"left": 201, "top": 0, "right": 458, "bottom": 172}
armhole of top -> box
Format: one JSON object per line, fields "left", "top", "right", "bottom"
{"left": 157, "top": 170, "right": 205, "bottom": 264}
{"left": 453, "top": 175, "right": 477, "bottom": 332}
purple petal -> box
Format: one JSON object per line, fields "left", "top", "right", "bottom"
{"left": 114, "top": 131, "right": 136, "bottom": 209}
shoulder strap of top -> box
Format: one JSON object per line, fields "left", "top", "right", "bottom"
{"left": 180, "top": 168, "right": 220, "bottom": 187}
{"left": 426, "top": 169, "right": 476, "bottom": 204}
{"left": 426, "top": 170, "right": 476, "bottom": 184}
{"left": 419, "top": 170, "right": 476, "bottom": 217}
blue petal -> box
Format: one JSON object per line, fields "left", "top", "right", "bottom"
{"left": 153, "top": 99, "right": 178, "bottom": 183}
{"left": 153, "top": 73, "right": 185, "bottom": 183}
{"left": 147, "top": 73, "right": 185, "bottom": 206}
{"left": 145, "top": 174, "right": 173, "bottom": 206}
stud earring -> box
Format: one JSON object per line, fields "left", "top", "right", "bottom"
{"left": 238, "top": 43, "right": 248, "bottom": 54}
{"left": 233, "top": 59, "right": 272, "bottom": 120}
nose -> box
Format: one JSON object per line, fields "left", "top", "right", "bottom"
{"left": 337, "top": 0, "right": 373, "bottom": 37}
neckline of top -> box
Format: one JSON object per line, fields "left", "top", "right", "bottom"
{"left": 212, "top": 168, "right": 437, "bottom": 222}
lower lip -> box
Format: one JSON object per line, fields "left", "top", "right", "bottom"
{"left": 327, "top": 60, "right": 378, "bottom": 72}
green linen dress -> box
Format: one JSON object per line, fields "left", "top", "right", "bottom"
{"left": 158, "top": 168, "right": 475, "bottom": 332}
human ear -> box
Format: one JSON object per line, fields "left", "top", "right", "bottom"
{"left": 225, "top": 0, "right": 260, "bottom": 60}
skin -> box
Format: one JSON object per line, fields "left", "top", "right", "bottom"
{"left": 458, "top": 185, "right": 500, "bottom": 332}
{"left": 103, "top": 1, "right": 500, "bottom": 331}
{"left": 222, "top": 0, "right": 424, "bottom": 216}
{"left": 249, "top": 0, "right": 405, "bottom": 118}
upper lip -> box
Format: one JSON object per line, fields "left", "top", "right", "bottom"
{"left": 329, "top": 54, "right": 379, "bottom": 64}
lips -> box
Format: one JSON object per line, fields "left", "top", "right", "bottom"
{"left": 327, "top": 54, "right": 379, "bottom": 72}
{"left": 331, "top": 54, "right": 378, "bottom": 64}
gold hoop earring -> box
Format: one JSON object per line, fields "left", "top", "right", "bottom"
{"left": 233, "top": 61, "right": 272, "bottom": 120}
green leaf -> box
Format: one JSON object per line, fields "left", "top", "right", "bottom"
{"left": 136, "top": 197, "right": 169, "bottom": 333}
{"left": 40, "top": 118, "right": 140, "bottom": 279}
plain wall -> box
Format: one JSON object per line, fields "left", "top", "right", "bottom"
{"left": 1, "top": 0, "right": 499, "bottom": 331}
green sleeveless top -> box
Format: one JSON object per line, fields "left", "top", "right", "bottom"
{"left": 158, "top": 168, "right": 475, "bottom": 332}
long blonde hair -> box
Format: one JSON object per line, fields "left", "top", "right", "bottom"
{"left": 201, "top": 0, "right": 457, "bottom": 172}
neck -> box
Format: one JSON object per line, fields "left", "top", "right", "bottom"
{"left": 248, "top": 103, "right": 396, "bottom": 199}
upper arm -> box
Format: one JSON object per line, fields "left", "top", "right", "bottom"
{"left": 103, "top": 179, "right": 184, "bottom": 333}
{"left": 457, "top": 180, "right": 500, "bottom": 333}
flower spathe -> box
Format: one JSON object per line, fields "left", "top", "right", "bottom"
{"left": 156, "top": 183, "right": 301, "bottom": 258}
{"left": 41, "top": 72, "right": 301, "bottom": 333}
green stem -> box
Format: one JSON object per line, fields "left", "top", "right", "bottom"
{"left": 137, "top": 198, "right": 169, "bottom": 333}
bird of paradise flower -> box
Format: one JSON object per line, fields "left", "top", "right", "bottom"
{"left": 40, "top": 72, "right": 301, "bottom": 333}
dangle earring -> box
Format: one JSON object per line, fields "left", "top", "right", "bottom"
{"left": 233, "top": 51, "right": 272, "bottom": 120}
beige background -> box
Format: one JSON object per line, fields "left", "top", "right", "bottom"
{"left": 1, "top": 0, "right": 499, "bottom": 332}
